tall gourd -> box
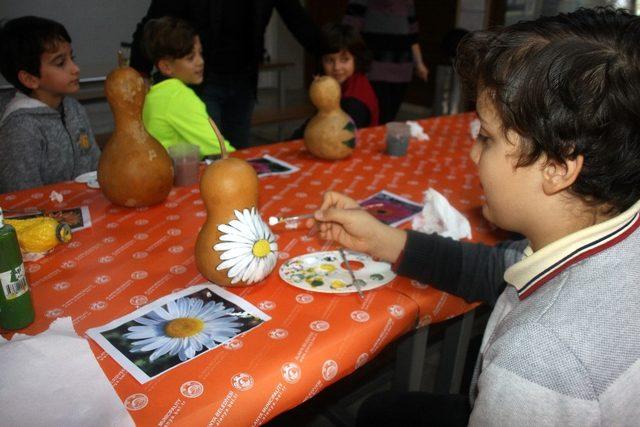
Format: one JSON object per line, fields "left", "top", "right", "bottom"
{"left": 98, "top": 67, "right": 173, "bottom": 207}
{"left": 303, "top": 76, "right": 356, "bottom": 160}
{"left": 195, "top": 120, "right": 278, "bottom": 287}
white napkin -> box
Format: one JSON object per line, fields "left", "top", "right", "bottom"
{"left": 406, "top": 121, "right": 430, "bottom": 141}
{"left": 411, "top": 188, "right": 472, "bottom": 240}
{"left": 0, "top": 317, "right": 134, "bottom": 427}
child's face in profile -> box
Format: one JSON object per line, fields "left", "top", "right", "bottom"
{"left": 470, "top": 91, "right": 544, "bottom": 234}
{"left": 30, "top": 41, "right": 80, "bottom": 104}
{"left": 165, "top": 36, "right": 204, "bottom": 85}
{"left": 322, "top": 49, "right": 355, "bottom": 84}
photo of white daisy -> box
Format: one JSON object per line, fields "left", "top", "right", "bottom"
{"left": 87, "top": 285, "right": 271, "bottom": 383}
{"left": 123, "top": 296, "right": 242, "bottom": 362}
{"left": 214, "top": 208, "right": 278, "bottom": 284}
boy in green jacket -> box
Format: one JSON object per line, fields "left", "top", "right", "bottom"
{"left": 141, "top": 17, "right": 234, "bottom": 157}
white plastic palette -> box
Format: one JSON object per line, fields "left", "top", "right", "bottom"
{"left": 279, "top": 250, "right": 396, "bottom": 294}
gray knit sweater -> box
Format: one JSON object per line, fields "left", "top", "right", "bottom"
{"left": 0, "top": 91, "right": 100, "bottom": 193}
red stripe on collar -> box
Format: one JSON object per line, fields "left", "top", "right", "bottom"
{"left": 518, "top": 213, "right": 640, "bottom": 300}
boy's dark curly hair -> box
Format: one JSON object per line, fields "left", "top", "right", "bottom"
{"left": 457, "top": 7, "right": 640, "bottom": 214}
{"left": 142, "top": 16, "right": 197, "bottom": 64}
{"left": 0, "top": 16, "right": 71, "bottom": 95}
{"left": 320, "top": 22, "right": 371, "bottom": 73}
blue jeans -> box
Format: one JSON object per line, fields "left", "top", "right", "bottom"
{"left": 200, "top": 77, "right": 256, "bottom": 149}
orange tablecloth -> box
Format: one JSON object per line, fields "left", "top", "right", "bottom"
{"left": 0, "top": 113, "right": 506, "bottom": 426}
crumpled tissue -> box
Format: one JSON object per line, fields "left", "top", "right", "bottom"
{"left": 406, "top": 121, "right": 430, "bottom": 141}
{"left": 0, "top": 317, "right": 134, "bottom": 427}
{"left": 411, "top": 188, "right": 472, "bottom": 240}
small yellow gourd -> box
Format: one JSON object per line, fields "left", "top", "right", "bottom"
{"left": 5, "top": 217, "right": 71, "bottom": 253}
{"left": 303, "top": 76, "right": 356, "bottom": 160}
{"left": 97, "top": 67, "right": 173, "bottom": 207}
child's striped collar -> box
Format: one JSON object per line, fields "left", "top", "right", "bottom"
{"left": 505, "top": 199, "right": 640, "bottom": 300}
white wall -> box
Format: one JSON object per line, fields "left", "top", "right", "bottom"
{"left": 0, "top": 0, "right": 152, "bottom": 85}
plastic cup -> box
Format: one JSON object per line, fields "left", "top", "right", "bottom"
{"left": 167, "top": 143, "right": 200, "bottom": 186}
{"left": 385, "top": 122, "right": 411, "bottom": 156}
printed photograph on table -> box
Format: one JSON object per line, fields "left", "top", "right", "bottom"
{"left": 359, "top": 190, "right": 423, "bottom": 227}
{"left": 6, "top": 206, "right": 92, "bottom": 232}
{"left": 280, "top": 250, "right": 396, "bottom": 294}
{"left": 247, "top": 155, "right": 300, "bottom": 177}
{"left": 86, "top": 285, "right": 270, "bottom": 384}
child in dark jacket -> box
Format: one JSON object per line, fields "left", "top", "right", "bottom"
{"left": 0, "top": 16, "right": 100, "bottom": 193}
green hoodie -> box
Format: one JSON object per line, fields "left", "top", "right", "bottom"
{"left": 142, "top": 79, "right": 235, "bottom": 157}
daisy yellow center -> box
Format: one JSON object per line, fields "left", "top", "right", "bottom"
{"left": 165, "top": 318, "right": 205, "bottom": 338}
{"left": 252, "top": 239, "right": 271, "bottom": 257}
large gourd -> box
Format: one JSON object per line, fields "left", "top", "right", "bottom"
{"left": 98, "top": 67, "right": 173, "bottom": 207}
{"left": 195, "top": 121, "right": 278, "bottom": 287}
{"left": 304, "top": 76, "right": 356, "bottom": 160}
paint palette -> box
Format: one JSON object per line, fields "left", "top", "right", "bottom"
{"left": 279, "top": 250, "right": 396, "bottom": 294}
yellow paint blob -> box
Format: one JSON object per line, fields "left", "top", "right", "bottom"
{"left": 252, "top": 239, "right": 272, "bottom": 257}
{"left": 165, "top": 318, "right": 205, "bottom": 338}
{"left": 319, "top": 264, "right": 336, "bottom": 272}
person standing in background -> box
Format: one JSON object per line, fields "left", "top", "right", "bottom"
{"left": 344, "top": 0, "right": 428, "bottom": 124}
{"left": 130, "top": 0, "right": 325, "bottom": 149}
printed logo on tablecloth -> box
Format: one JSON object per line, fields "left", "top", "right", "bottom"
{"left": 108, "top": 208, "right": 121, "bottom": 214}
{"left": 258, "top": 301, "right": 275, "bottom": 311}
{"left": 190, "top": 188, "right": 199, "bottom": 194}
{"left": 180, "top": 381, "right": 204, "bottom": 398}
{"left": 61, "top": 260, "right": 76, "bottom": 269}
{"left": 295, "top": 294, "right": 314, "bottom": 304}
{"left": 272, "top": 195, "right": 283, "bottom": 201}
{"left": 132, "top": 251, "right": 148, "bottom": 260}
{"left": 192, "top": 200, "right": 203, "bottom": 206}
{"left": 166, "top": 214, "right": 180, "bottom": 221}
{"left": 68, "top": 241, "right": 81, "bottom": 249}
{"left": 411, "top": 280, "right": 429, "bottom": 289}
{"left": 102, "top": 237, "right": 116, "bottom": 244}
{"left": 195, "top": 211, "right": 206, "bottom": 218}
{"left": 106, "top": 222, "right": 119, "bottom": 229}
{"left": 124, "top": 393, "right": 148, "bottom": 411}
{"left": 4, "top": 194, "right": 16, "bottom": 201}
{"left": 164, "top": 202, "right": 178, "bottom": 208}
{"left": 388, "top": 305, "right": 405, "bottom": 319}
{"left": 268, "top": 328, "right": 288, "bottom": 340}
{"left": 130, "top": 295, "right": 148, "bottom": 307}
{"left": 282, "top": 362, "right": 301, "bottom": 384}
{"left": 168, "top": 246, "right": 184, "bottom": 254}
{"left": 309, "top": 320, "right": 330, "bottom": 332}
{"left": 131, "top": 271, "right": 148, "bottom": 280}
{"left": 90, "top": 301, "right": 107, "bottom": 311}
{"left": 170, "top": 265, "right": 187, "bottom": 275}
{"left": 355, "top": 353, "right": 369, "bottom": 369}
{"left": 94, "top": 275, "right": 111, "bottom": 285}
{"left": 231, "top": 373, "right": 254, "bottom": 391}
{"left": 45, "top": 308, "right": 63, "bottom": 318}
{"left": 27, "top": 264, "right": 41, "bottom": 273}
{"left": 98, "top": 256, "right": 114, "bottom": 264}
{"left": 167, "top": 228, "right": 182, "bottom": 236}
{"left": 136, "top": 206, "right": 149, "bottom": 212}
{"left": 322, "top": 360, "right": 338, "bottom": 381}
{"left": 53, "top": 281, "right": 70, "bottom": 291}
{"left": 30, "top": 192, "right": 43, "bottom": 199}
{"left": 134, "top": 233, "right": 149, "bottom": 240}
{"left": 223, "top": 338, "right": 243, "bottom": 350}
{"left": 134, "top": 219, "right": 149, "bottom": 226}
{"left": 278, "top": 252, "right": 289, "bottom": 260}
{"left": 350, "top": 310, "right": 370, "bottom": 323}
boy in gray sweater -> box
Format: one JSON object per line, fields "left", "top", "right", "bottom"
{"left": 0, "top": 16, "right": 100, "bottom": 194}
{"left": 314, "top": 7, "right": 640, "bottom": 426}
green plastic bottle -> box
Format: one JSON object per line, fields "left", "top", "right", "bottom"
{"left": 0, "top": 208, "right": 35, "bottom": 330}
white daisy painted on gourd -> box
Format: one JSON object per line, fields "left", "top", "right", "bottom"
{"left": 214, "top": 208, "right": 278, "bottom": 284}
{"left": 123, "top": 297, "right": 242, "bottom": 362}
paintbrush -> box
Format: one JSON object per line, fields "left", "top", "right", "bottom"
{"left": 268, "top": 203, "right": 383, "bottom": 227}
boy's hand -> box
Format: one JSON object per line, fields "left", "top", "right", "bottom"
{"left": 313, "top": 191, "right": 407, "bottom": 263}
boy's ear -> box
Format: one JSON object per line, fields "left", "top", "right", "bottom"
{"left": 17, "top": 70, "right": 40, "bottom": 90}
{"left": 541, "top": 155, "right": 584, "bottom": 195}
{"left": 156, "top": 59, "right": 174, "bottom": 77}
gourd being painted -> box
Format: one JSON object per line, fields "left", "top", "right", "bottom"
{"left": 97, "top": 67, "right": 173, "bottom": 207}
{"left": 303, "top": 76, "right": 356, "bottom": 160}
{"left": 195, "top": 154, "right": 278, "bottom": 287}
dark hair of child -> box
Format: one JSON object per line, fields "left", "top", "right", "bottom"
{"left": 142, "top": 16, "right": 197, "bottom": 64}
{"left": 456, "top": 7, "right": 640, "bottom": 214}
{"left": 320, "top": 22, "right": 371, "bottom": 73}
{"left": 0, "top": 16, "right": 71, "bottom": 95}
